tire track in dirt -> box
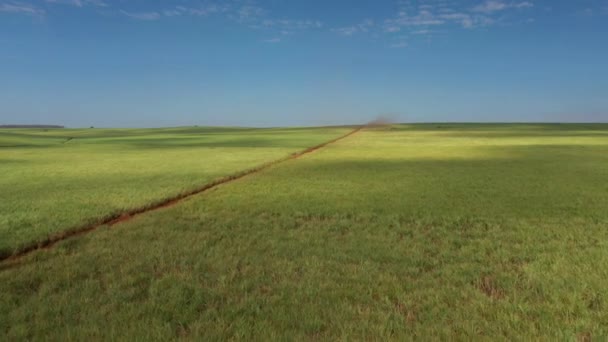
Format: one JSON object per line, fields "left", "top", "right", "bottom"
{"left": 0, "top": 126, "right": 363, "bottom": 266}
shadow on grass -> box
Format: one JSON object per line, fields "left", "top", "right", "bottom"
{"left": 101, "top": 137, "right": 325, "bottom": 149}
{"left": 234, "top": 143, "right": 608, "bottom": 221}
{"left": 391, "top": 123, "right": 608, "bottom": 131}
{"left": 387, "top": 123, "right": 608, "bottom": 139}
{"left": 0, "top": 159, "right": 28, "bottom": 164}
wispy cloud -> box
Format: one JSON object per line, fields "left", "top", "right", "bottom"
{"left": 263, "top": 37, "right": 281, "bottom": 43}
{"left": 472, "top": 1, "right": 533, "bottom": 14}
{"left": 391, "top": 40, "right": 408, "bottom": 48}
{"left": 411, "top": 29, "right": 433, "bottom": 35}
{"left": 364, "top": 0, "right": 536, "bottom": 47}
{"left": 258, "top": 19, "right": 323, "bottom": 31}
{"left": 117, "top": 1, "right": 323, "bottom": 38}
{"left": 2, "top": 0, "right": 539, "bottom": 47}
{"left": 45, "top": 0, "right": 107, "bottom": 7}
{"left": 333, "top": 19, "right": 374, "bottom": 36}
{"left": 231, "top": 4, "right": 265, "bottom": 24}
{"left": 120, "top": 10, "right": 161, "bottom": 21}
{"left": 162, "top": 4, "right": 230, "bottom": 18}
{"left": 576, "top": 8, "right": 594, "bottom": 17}
{"left": 577, "top": 5, "right": 608, "bottom": 17}
{"left": 0, "top": 2, "right": 45, "bottom": 16}
{"left": 382, "top": 0, "right": 526, "bottom": 32}
{"left": 384, "top": 10, "right": 445, "bottom": 32}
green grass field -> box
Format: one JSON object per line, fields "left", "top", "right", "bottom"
{"left": 2, "top": 124, "right": 608, "bottom": 339}
{"left": 0, "top": 126, "right": 350, "bottom": 257}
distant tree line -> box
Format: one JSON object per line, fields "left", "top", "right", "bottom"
{"left": 0, "top": 125, "right": 64, "bottom": 128}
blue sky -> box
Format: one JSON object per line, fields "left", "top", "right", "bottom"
{"left": 1, "top": 0, "right": 607, "bottom": 127}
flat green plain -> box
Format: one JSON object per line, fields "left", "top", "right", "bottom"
{"left": 0, "top": 126, "right": 351, "bottom": 257}
{"left": 2, "top": 124, "right": 608, "bottom": 340}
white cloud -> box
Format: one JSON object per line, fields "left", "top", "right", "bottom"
{"left": 45, "top": 0, "right": 106, "bottom": 7}
{"left": 116, "top": 1, "right": 323, "bottom": 41}
{"left": 383, "top": 7, "right": 481, "bottom": 31}
{"left": 205, "top": 2, "right": 323, "bottom": 38}
{"left": 473, "top": 1, "right": 533, "bottom": 14}
{"left": 391, "top": 41, "right": 408, "bottom": 48}
{"left": 162, "top": 9, "right": 181, "bottom": 17}
{"left": 385, "top": 9, "right": 445, "bottom": 29}
{"left": 438, "top": 13, "right": 474, "bottom": 28}
{"left": 0, "top": 2, "right": 44, "bottom": 16}
{"left": 514, "top": 2, "right": 534, "bottom": 9}
{"left": 162, "top": 4, "right": 230, "bottom": 18}
{"left": 412, "top": 29, "right": 432, "bottom": 35}
{"left": 120, "top": 10, "right": 161, "bottom": 21}
{"left": 263, "top": 37, "right": 281, "bottom": 43}
{"left": 333, "top": 26, "right": 358, "bottom": 36}
{"left": 3, "top": 0, "right": 541, "bottom": 47}
{"left": 376, "top": 0, "right": 533, "bottom": 38}
{"left": 333, "top": 19, "right": 374, "bottom": 36}
{"left": 472, "top": 0, "right": 508, "bottom": 13}
{"left": 234, "top": 4, "right": 265, "bottom": 23}
{"left": 261, "top": 19, "right": 323, "bottom": 30}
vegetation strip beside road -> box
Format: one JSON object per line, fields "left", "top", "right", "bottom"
{"left": 0, "top": 126, "right": 362, "bottom": 264}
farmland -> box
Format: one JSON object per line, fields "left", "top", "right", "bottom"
{"left": 1, "top": 124, "right": 608, "bottom": 339}
{"left": 0, "top": 126, "right": 351, "bottom": 257}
